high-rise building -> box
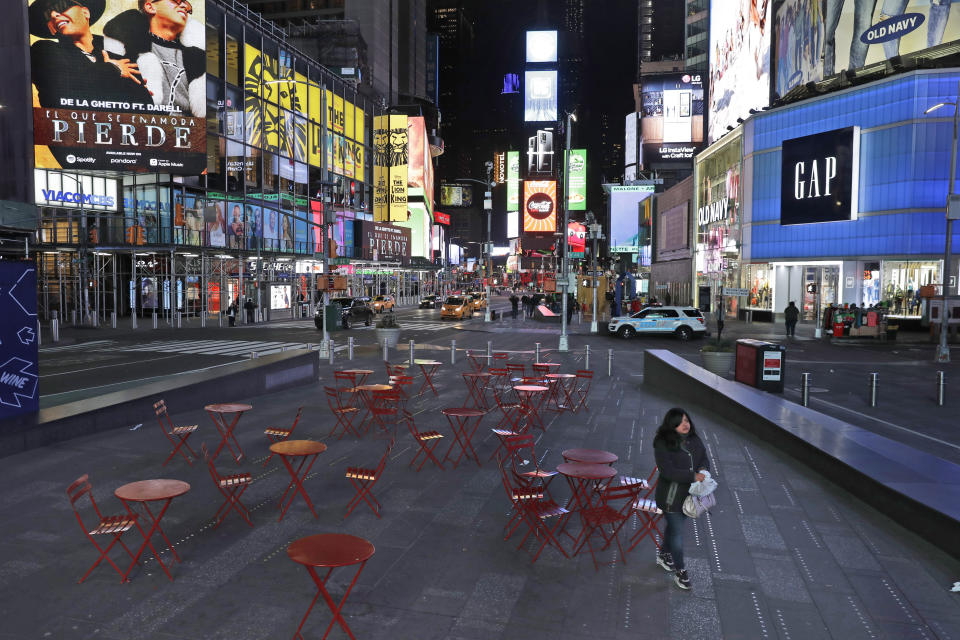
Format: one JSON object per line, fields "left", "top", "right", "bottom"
{"left": 428, "top": 3, "right": 475, "bottom": 183}
{"left": 637, "top": 0, "right": 685, "bottom": 73}
{"left": 684, "top": 0, "right": 708, "bottom": 73}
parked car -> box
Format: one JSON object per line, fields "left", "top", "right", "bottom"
{"left": 419, "top": 294, "right": 442, "bottom": 309}
{"left": 441, "top": 295, "right": 473, "bottom": 320}
{"left": 316, "top": 297, "right": 374, "bottom": 330}
{"left": 372, "top": 295, "right": 395, "bottom": 313}
{"left": 608, "top": 306, "right": 706, "bottom": 341}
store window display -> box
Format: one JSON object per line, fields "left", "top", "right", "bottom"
{"left": 745, "top": 263, "right": 772, "bottom": 311}
{"left": 881, "top": 260, "right": 939, "bottom": 317}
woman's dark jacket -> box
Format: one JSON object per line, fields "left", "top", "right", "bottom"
{"left": 653, "top": 433, "right": 710, "bottom": 513}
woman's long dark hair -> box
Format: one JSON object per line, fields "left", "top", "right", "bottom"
{"left": 653, "top": 408, "right": 697, "bottom": 449}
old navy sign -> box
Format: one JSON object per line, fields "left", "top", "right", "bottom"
{"left": 698, "top": 198, "right": 729, "bottom": 227}
{"left": 780, "top": 126, "right": 860, "bottom": 225}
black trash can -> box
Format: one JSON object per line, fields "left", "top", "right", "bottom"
{"left": 734, "top": 339, "right": 786, "bottom": 393}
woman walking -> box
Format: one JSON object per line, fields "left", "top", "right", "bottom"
{"left": 653, "top": 408, "right": 710, "bottom": 590}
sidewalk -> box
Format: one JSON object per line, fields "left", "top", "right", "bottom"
{"left": 4, "top": 333, "right": 959, "bottom": 639}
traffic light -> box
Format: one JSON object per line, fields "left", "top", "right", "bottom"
{"left": 806, "top": 283, "right": 817, "bottom": 294}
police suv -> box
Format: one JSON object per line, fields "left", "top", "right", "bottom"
{"left": 608, "top": 306, "right": 706, "bottom": 341}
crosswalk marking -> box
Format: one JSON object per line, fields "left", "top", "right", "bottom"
{"left": 42, "top": 338, "right": 311, "bottom": 357}
{"left": 250, "top": 320, "right": 458, "bottom": 332}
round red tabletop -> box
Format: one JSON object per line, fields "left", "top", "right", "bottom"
{"left": 115, "top": 479, "right": 191, "bottom": 502}
{"left": 269, "top": 440, "right": 328, "bottom": 456}
{"left": 355, "top": 384, "right": 393, "bottom": 392}
{"left": 414, "top": 360, "right": 442, "bottom": 366}
{"left": 562, "top": 448, "right": 618, "bottom": 464}
{"left": 442, "top": 407, "right": 485, "bottom": 417}
{"left": 546, "top": 373, "right": 576, "bottom": 379}
{"left": 340, "top": 369, "right": 374, "bottom": 375}
{"left": 288, "top": 533, "right": 375, "bottom": 568}
{"left": 514, "top": 385, "right": 549, "bottom": 393}
{"left": 557, "top": 462, "right": 617, "bottom": 480}
{"left": 205, "top": 403, "right": 252, "bottom": 413}
{"left": 463, "top": 372, "right": 492, "bottom": 378}
{"left": 535, "top": 362, "right": 562, "bottom": 368}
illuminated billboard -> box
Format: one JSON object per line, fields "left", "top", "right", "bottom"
{"left": 526, "top": 30, "right": 558, "bottom": 63}
{"left": 507, "top": 210, "right": 519, "bottom": 238}
{"left": 639, "top": 74, "right": 705, "bottom": 165}
{"left": 566, "top": 149, "right": 586, "bottom": 210}
{"left": 524, "top": 71, "right": 558, "bottom": 122}
{"left": 523, "top": 180, "right": 556, "bottom": 233}
{"left": 709, "top": 0, "right": 771, "bottom": 143}
{"left": 526, "top": 128, "right": 555, "bottom": 175}
{"left": 506, "top": 151, "right": 519, "bottom": 211}
{"left": 29, "top": 0, "right": 207, "bottom": 171}
{"left": 609, "top": 186, "right": 654, "bottom": 254}
{"left": 775, "top": 1, "right": 960, "bottom": 98}
{"left": 440, "top": 184, "right": 473, "bottom": 207}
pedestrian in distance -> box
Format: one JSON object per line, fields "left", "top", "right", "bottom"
{"left": 653, "top": 408, "right": 710, "bottom": 591}
{"left": 714, "top": 300, "right": 725, "bottom": 340}
{"left": 244, "top": 297, "right": 256, "bottom": 323}
{"left": 509, "top": 293, "right": 519, "bottom": 319}
{"left": 227, "top": 302, "right": 237, "bottom": 327}
{"left": 520, "top": 293, "right": 530, "bottom": 318}
{"left": 784, "top": 300, "right": 800, "bottom": 337}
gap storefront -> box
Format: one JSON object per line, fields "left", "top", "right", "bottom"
{"left": 740, "top": 70, "right": 960, "bottom": 323}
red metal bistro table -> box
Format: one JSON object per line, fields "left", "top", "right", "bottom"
{"left": 557, "top": 462, "right": 617, "bottom": 552}
{"left": 561, "top": 448, "right": 618, "bottom": 465}
{"left": 545, "top": 373, "right": 577, "bottom": 412}
{"left": 514, "top": 384, "right": 549, "bottom": 431}
{"left": 353, "top": 384, "right": 393, "bottom": 433}
{"left": 270, "top": 440, "right": 328, "bottom": 521}
{"left": 441, "top": 407, "right": 486, "bottom": 468}
{"left": 462, "top": 372, "right": 492, "bottom": 410}
{"left": 204, "top": 402, "right": 252, "bottom": 463}
{"left": 114, "top": 478, "right": 190, "bottom": 581}
{"left": 287, "top": 533, "right": 375, "bottom": 640}
{"left": 408, "top": 359, "right": 443, "bottom": 396}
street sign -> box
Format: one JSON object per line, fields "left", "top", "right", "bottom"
{"left": 723, "top": 287, "right": 749, "bottom": 296}
{"left": 568, "top": 251, "right": 585, "bottom": 259}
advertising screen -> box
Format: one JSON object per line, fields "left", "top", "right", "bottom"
{"left": 780, "top": 126, "right": 860, "bottom": 225}
{"left": 507, "top": 210, "right": 519, "bottom": 238}
{"left": 523, "top": 180, "right": 557, "bottom": 233}
{"left": 567, "top": 149, "right": 586, "bottom": 210}
{"left": 29, "top": 0, "right": 207, "bottom": 172}
{"left": 204, "top": 198, "right": 226, "bottom": 247}
{"left": 640, "top": 74, "right": 705, "bottom": 164}
{"left": 709, "top": 0, "right": 771, "bottom": 143}
{"left": 526, "top": 128, "right": 555, "bottom": 175}
{"left": 225, "top": 202, "right": 245, "bottom": 249}
{"left": 506, "top": 151, "right": 520, "bottom": 211}
{"left": 567, "top": 221, "right": 586, "bottom": 256}
{"left": 526, "top": 30, "right": 558, "bottom": 63}
{"left": 524, "top": 71, "right": 558, "bottom": 122}
{"left": 609, "top": 186, "right": 654, "bottom": 253}
{"left": 657, "top": 202, "right": 690, "bottom": 260}
{"left": 440, "top": 184, "right": 474, "bottom": 207}
{"left": 270, "top": 285, "right": 292, "bottom": 310}
{"left": 776, "top": 1, "right": 960, "bottom": 99}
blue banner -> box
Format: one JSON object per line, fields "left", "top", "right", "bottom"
{"left": 0, "top": 262, "right": 39, "bottom": 420}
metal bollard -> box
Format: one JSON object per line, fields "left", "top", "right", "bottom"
{"left": 218, "top": 311, "right": 223, "bottom": 327}
{"left": 801, "top": 372, "right": 810, "bottom": 407}
{"left": 348, "top": 337, "right": 355, "bottom": 361}
{"left": 487, "top": 340, "right": 492, "bottom": 358}
{"left": 383, "top": 339, "right": 389, "bottom": 362}
{"left": 131, "top": 313, "right": 138, "bottom": 329}
{"left": 111, "top": 311, "right": 117, "bottom": 329}
{"left": 451, "top": 339, "right": 457, "bottom": 365}
{"left": 152, "top": 312, "right": 158, "bottom": 329}
{"left": 175, "top": 312, "right": 182, "bottom": 329}
{"left": 869, "top": 372, "right": 878, "bottom": 407}
{"left": 535, "top": 342, "right": 541, "bottom": 363}
{"left": 201, "top": 311, "right": 206, "bottom": 328}
{"left": 329, "top": 339, "right": 335, "bottom": 365}
{"left": 71, "top": 309, "right": 77, "bottom": 325}
{"left": 585, "top": 344, "right": 591, "bottom": 370}
{"left": 409, "top": 339, "right": 415, "bottom": 367}
{"left": 306, "top": 343, "right": 312, "bottom": 352}
{"left": 607, "top": 348, "right": 613, "bottom": 377}
{"left": 37, "top": 319, "right": 42, "bottom": 346}
{"left": 51, "top": 317, "right": 59, "bottom": 342}
{"left": 937, "top": 371, "right": 945, "bottom": 407}
{"left": 250, "top": 351, "right": 258, "bottom": 359}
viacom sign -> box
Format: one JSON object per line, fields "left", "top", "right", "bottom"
{"left": 34, "top": 170, "right": 118, "bottom": 212}
{"left": 698, "top": 198, "right": 729, "bottom": 228}
{"left": 780, "top": 126, "right": 860, "bottom": 225}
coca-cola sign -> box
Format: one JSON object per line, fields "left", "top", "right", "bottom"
{"left": 526, "top": 193, "right": 554, "bottom": 218}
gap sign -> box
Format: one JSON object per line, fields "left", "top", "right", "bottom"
{"left": 780, "top": 126, "right": 860, "bottom": 225}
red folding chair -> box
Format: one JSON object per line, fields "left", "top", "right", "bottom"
{"left": 385, "top": 361, "right": 405, "bottom": 381}
{"left": 371, "top": 388, "right": 402, "bottom": 435}
{"left": 325, "top": 386, "right": 361, "bottom": 440}
{"left": 67, "top": 474, "right": 140, "bottom": 584}
{"left": 390, "top": 374, "right": 415, "bottom": 404}
{"left": 498, "top": 458, "right": 569, "bottom": 563}
{"left": 572, "top": 369, "right": 593, "bottom": 413}
{"left": 627, "top": 467, "right": 663, "bottom": 551}
{"left": 506, "top": 363, "right": 526, "bottom": 380}
{"left": 402, "top": 409, "right": 445, "bottom": 471}
{"left": 153, "top": 399, "right": 198, "bottom": 466}
{"left": 575, "top": 480, "right": 644, "bottom": 571}
{"left": 201, "top": 443, "right": 253, "bottom": 528}
{"left": 344, "top": 437, "right": 395, "bottom": 518}
{"left": 263, "top": 406, "right": 304, "bottom": 466}
{"left": 503, "top": 433, "right": 557, "bottom": 489}
{"left": 492, "top": 352, "right": 509, "bottom": 368}
{"left": 487, "top": 367, "right": 511, "bottom": 393}
{"left": 531, "top": 363, "right": 551, "bottom": 377}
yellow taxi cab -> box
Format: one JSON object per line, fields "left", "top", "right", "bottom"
{"left": 469, "top": 292, "right": 487, "bottom": 311}
{"left": 372, "top": 295, "right": 395, "bottom": 313}
{"left": 441, "top": 295, "right": 473, "bottom": 320}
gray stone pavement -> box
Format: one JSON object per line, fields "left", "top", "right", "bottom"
{"left": 4, "top": 329, "right": 960, "bottom": 639}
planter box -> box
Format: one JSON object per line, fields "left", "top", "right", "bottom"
{"left": 700, "top": 351, "right": 735, "bottom": 376}
{"left": 375, "top": 327, "right": 401, "bottom": 348}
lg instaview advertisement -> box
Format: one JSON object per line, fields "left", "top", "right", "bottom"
{"left": 775, "top": 0, "right": 960, "bottom": 97}
{"left": 29, "top": 0, "right": 207, "bottom": 172}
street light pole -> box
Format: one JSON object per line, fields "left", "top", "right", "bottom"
{"left": 587, "top": 212, "right": 601, "bottom": 333}
{"left": 484, "top": 161, "right": 493, "bottom": 322}
{"left": 925, "top": 81, "right": 959, "bottom": 363}
{"left": 559, "top": 112, "right": 576, "bottom": 352}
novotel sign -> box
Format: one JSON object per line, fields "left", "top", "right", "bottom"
{"left": 780, "top": 126, "right": 859, "bottom": 225}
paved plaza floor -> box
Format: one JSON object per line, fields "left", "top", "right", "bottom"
{"left": 7, "top": 330, "right": 960, "bottom": 639}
